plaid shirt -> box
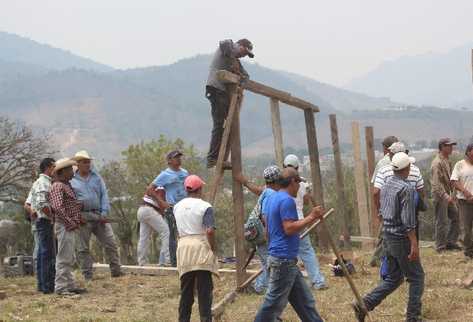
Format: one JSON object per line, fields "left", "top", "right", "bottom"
{"left": 380, "top": 175, "right": 417, "bottom": 238}
{"left": 49, "top": 181, "right": 82, "bottom": 230}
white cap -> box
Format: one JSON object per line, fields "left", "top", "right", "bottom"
{"left": 391, "top": 152, "right": 415, "bottom": 171}
{"left": 283, "top": 154, "right": 300, "bottom": 168}
{"left": 388, "top": 142, "right": 407, "bottom": 154}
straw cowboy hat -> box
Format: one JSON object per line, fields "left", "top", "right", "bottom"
{"left": 73, "top": 150, "right": 93, "bottom": 161}
{"left": 53, "top": 158, "right": 77, "bottom": 174}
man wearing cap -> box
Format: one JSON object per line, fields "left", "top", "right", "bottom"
{"left": 370, "top": 142, "right": 425, "bottom": 266}
{"left": 353, "top": 152, "right": 424, "bottom": 322}
{"left": 141, "top": 150, "right": 188, "bottom": 267}
{"left": 29, "top": 158, "right": 56, "bottom": 294}
{"left": 49, "top": 158, "right": 87, "bottom": 295}
{"left": 451, "top": 143, "right": 473, "bottom": 259}
{"left": 235, "top": 165, "right": 282, "bottom": 294}
{"left": 372, "top": 136, "right": 399, "bottom": 183}
{"left": 174, "top": 175, "right": 218, "bottom": 322}
{"left": 206, "top": 38, "right": 254, "bottom": 168}
{"left": 283, "top": 154, "right": 328, "bottom": 290}
{"left": 431, "top": 138, "right": 460, "bottom": 252}
{"left": 71, "top": 150, "right": 122, "bottom": 280}
{"left": 254, "top": 167, "right": 325, "bottom": 322}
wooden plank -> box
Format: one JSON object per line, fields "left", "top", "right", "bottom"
{"left": 92, "top": 263, "right": 258, "bottom": 276}
{"left": 230, "top": 100, "right": 247, "bottom": 286}
{"left": 216, "top": 70, "right": 319, "bottom": 112}
{"left": 329, "top": 114, "right": 351, "bottom": 249}
{"left": 212, "top": 290, "right": 237, "bottom": 319}
{"left": 351, "top": 122, "right": 371, "bottom": 249}
{"left": 349, "top": 236, "right": 434, "bottom": 248}
{"left": 304, "top": 109, "right": 329, "bottom": 251}
{"left": 365, "top": 126, "right": 378, "bottom": 237}
{"left": 206, "top": 86, "right": 242, "bottom": 204}
{"left": 270, "top": 98, "right": 284, "bottom": 168}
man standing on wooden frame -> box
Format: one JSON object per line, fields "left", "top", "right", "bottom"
{"left": 205, "top": 38, "right": 254, "bottom": 168}
{"left": 254, "top": 168, "right": 324, "bottom": 322}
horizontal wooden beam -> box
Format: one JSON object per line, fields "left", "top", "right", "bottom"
{"left": 216, "top": 70, "right": 320, "bottom": 112}
{"left": 92, "top": 263, "right": 258, "bottom": 276}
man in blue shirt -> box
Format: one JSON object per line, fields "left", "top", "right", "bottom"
{"left": 71, "top": 150, "right": 122, "bottom": 280}
{"left": 254, "top": 168, "right": 324, "bottom": 322}
{"left": 143, "top": 150, "right": 189, "bottom": 267}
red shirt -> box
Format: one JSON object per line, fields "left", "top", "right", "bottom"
{"left": 49, "top": 181, "right": 82, "bottom": 230}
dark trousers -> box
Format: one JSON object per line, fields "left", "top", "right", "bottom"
{"left": 179, "top": 270, "right": 213, "bottom": 322}
{"left": 206, "top": 86, "right": 230, "bottom": 164}
{"left": 164, "top": 207, "right": 177, "bottom": 267}
{"left": 364, "top": 237, "right": 425, "bottom": 320}
{"left": 36, "top": 218, "right": 56, "bottom": 293}
{"left": 459, "top": 200, "right": 473, "bottom": 257}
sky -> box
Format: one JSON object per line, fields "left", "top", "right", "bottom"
{"left": 1, "top": 0, "right": 473, "bottom": 86}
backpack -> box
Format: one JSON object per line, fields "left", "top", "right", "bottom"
{"left": 244, "top": 193, "right": 266, "bottom": 246}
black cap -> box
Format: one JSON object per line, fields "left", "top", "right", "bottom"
{"left": 166, "top": 150, "right": 183, "bottom": 160}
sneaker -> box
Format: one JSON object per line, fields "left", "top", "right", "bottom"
{"left": 406, "top": 317, "right": 423, "bottom": 322}
{"left": 111, "top": 271, "right": 125, "bottom": 278}
{"left": 69, "top": 287, "right": 88, "bottom": 294}
{"left": 56, "top": 290, "right": 77, "bottom": 296}
{"left": 245, "top": 285, "right": 265, "bottom": 295}
{"left": 207, "top": 159, "right": 217, "bottom": 168}
{"left": 446, "top": 243, "right": 462, "bottom": 251}
{"left": 312, "top": 283, "right": 329, "bottom": 291}
{"left": 351, "top": 301, "right": 367, "bottom": 322}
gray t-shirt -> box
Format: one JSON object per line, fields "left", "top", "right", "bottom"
{"left": 206, "top": 39, "right": 249, "bottom": 92}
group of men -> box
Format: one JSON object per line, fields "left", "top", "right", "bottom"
{"left": 25, "top": 151, "right": 122, "bottom": 295}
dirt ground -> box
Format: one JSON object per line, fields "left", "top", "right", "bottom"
{"left": 0, "top": 248, "right": 472, "bottom": 322}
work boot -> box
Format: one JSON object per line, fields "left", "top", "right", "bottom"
{"left": 446, "top": 243, "right": 462, "bottom": 251}
{"left": 406, "top": 317, "right": 423, "bottom": 322}
{"left": 352, "top": 301, "right": 367, "bottom": 322}
{"left": 69, "top": 287, "right": 88, "bottom": 294}
{"left": 111, "top": 271, "right": 125, "bottom": 278}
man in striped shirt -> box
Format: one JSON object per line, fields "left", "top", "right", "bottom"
{"left": 354, "top": 152, "right": 424, "bottom": 322}
{"left": 370, "top": 142, "right": 424, "bottom": 266}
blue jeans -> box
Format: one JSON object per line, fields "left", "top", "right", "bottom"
{"left": 363, "top": 237, "right": 424, "bottom": 319}
{"left": 36, "top": 218, "right": 56, "bottom": 293}
{"left": 298, "top": 236, "right": 326, "bottom": 287}
{"left": 254, "top": 244, "right": 269, "bottom": 293}
{"left": 254, "top": 256, "right": 323, "bottom": 322}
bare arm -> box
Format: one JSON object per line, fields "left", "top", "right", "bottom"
{"left": 206, "top": 228, "right": 217, "bottom": 252}
{"left": 452, "top": 180, "right": 473, "bottom": 200}
{"left": 145, "top": 184, "right": 169, "bottom": 209}
{"left": 234, "top": 173, "right": 264, "bottom": 196}
{"left": 282, "top": 206, "right": 323, "bottom": 236}
{"left": 407, "top": 229, "right": 419, "bottom": 261}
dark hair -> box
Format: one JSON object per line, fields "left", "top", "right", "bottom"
{"left": 39, "top": 158, "right": 55, "bottom": 173}
{"left": 465, "top": 143, "right": 473, "bottom": 156}
{"left": 279, "top": 168, "right": 300, "bottom": 188}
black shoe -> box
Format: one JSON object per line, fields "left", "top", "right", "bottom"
{"left": 69, "top": 287, "right": 87, "bottom": 294}
{"left": 406, "top": 317, "right": 423, "bottom": 322}
{"left": 207, "top": 159, "right": 217, "bottom": 168}
{"left": 436, "top": 246, "right": 447, "bottom": 253}
{"left": 111, "top": 271, "right": 125, "bottom": 278}
{"left": 446, "top": 243, "right": 462, "bottom": 251}
{"left": 351, "top": 301, "right": 367, "bottom": 322}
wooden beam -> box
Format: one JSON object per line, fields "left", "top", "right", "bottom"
{"left": 206, "top": 86, "right": 242, "bottom": 204}
{"left": 351, "top": 122, "right": 371, "bottom": 249}
{"left": 329, "top": 114, "right": 351, "bottom": 249}
{"left": 92, "top": 264, "right": 258, "bottom": 276}
{"left": 230, "top": 100, "right": 247, "bottom": 286}
{"left": 364, "top": 126, "right": 378, "bottom": 237}
{"left": 212, "top": 290, "right": 238, "bottom": 319}
{"left": 216, "top": 70, "right": 319, "bottom": 112}
{"left": 270, "top": 98, "right": 284, "bottom": 168}
{"left": 304, "top": 109, "right": 329, "bottom": 251}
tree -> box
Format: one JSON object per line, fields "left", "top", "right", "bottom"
{"left": 0, "top": 117, "right": 52, "bottom": 203}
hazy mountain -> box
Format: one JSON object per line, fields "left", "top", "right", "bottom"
{"left": 346, "top": 43, "right": 473, "bottom": 108}
{"left": 0, "top": 31, "right": 113, "bottom": 72}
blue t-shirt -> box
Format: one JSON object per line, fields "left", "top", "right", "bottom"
{"left": 267, "top": 191, "right": 300, "bottom": 259}
{"left": 153, "top": 168, "right": 189, "bottom": 205}
{"left": 261, "top": 187, "right": 276, "bottom": 219}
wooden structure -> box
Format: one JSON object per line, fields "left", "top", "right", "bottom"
{"left": 365, "top": 126, "right": 378, "bottom": 237}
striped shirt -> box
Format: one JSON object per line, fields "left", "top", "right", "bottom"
{"left": 374, "top": 163, "right": 424, "bottom": 191}
{"left": 380, "top": 175, "right": 417, "bottom": 238}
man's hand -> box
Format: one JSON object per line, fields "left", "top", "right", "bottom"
{"left": 79, "top": 217, "right": 87, "bottom": 225}
{"left": 99, "top": 217, "right": 109, "bottom": 225}
{"left": 234, "top": 173, "right": 247, "bottom": 185}
{"left": 30, "top": 212, "right": 38, "bottom": 220}
{"left": 307, "top": 206, "right": 324, "bottom": 222}
{"left": 447, "top": 195, "right": 456, "bottom": 204}
{"left": 463, "top": 190, "right": 473, "bottom": 200}
{"left": 408, "top": 244, "right": 420, "bottom": 261}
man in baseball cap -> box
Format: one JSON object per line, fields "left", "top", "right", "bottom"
{"left": 431, "top": 138, "right": 460, "bottom": 252}
{"left": 205, "top": 38, "right": 254, "bottom": 169}
{"left": 355, "top": 152, "right": 424, "bottom": 322}
{"left": 173, "top": 174, "right": 218, "bottom": 322}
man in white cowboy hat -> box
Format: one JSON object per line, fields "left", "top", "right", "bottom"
{"left": 48, "top": 158, "right": 87, "bottom": 295}
{"left": 71, "top": 150, "right": 122, "bottom": 280}
{"left": 353, "top": 152, "right": 424, "bottom": 322}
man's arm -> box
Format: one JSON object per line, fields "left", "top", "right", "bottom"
{"left": 431, "top": 163, "right": 449, "bottom": 201}
{"left": 452, "top": 180, "right": 473, "bottom": 200}
{"left": 234, "top": 173, "right": 264, "bottom": 196}
{"left": 98, "top": 176, "right": 111, "bottom": 216}
{"left": 373, "top": 187, "right": 381, "bottom": 217}
{"left": 145, "top": 184, "right": 169, "bottom": 209}
{"left": 282, "top": 206, "right": 324, "bottom": 236}
{"left": 37, "top": 185, "right": 51, "bottom": 217}
{"left": 203, "top": 207, "right": 217, "bottom": 252}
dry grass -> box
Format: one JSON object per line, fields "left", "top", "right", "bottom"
{"left": 0, "top": 249, "right": 472, "bottom": 322}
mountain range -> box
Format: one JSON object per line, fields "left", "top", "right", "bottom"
{"left": 1, "top": 31, "right": 472, "bottom": 160}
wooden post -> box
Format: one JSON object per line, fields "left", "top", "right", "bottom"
{"left": 304, "top": 109, "right": 329, "bottom": 251}
{"left": 329, "top": 114, "right": 351, "bottom": 249}
{"left": 365, "top": 126, "right": 378, "bottom": 237}
{"left": 230, "top": 100, "right": 246, "bottom": 286}
{"left": 270, "top": 98, "right": 284, "bottom": 168}
{"left": 351, "top": 122, "right": 371, "bottom": 248}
